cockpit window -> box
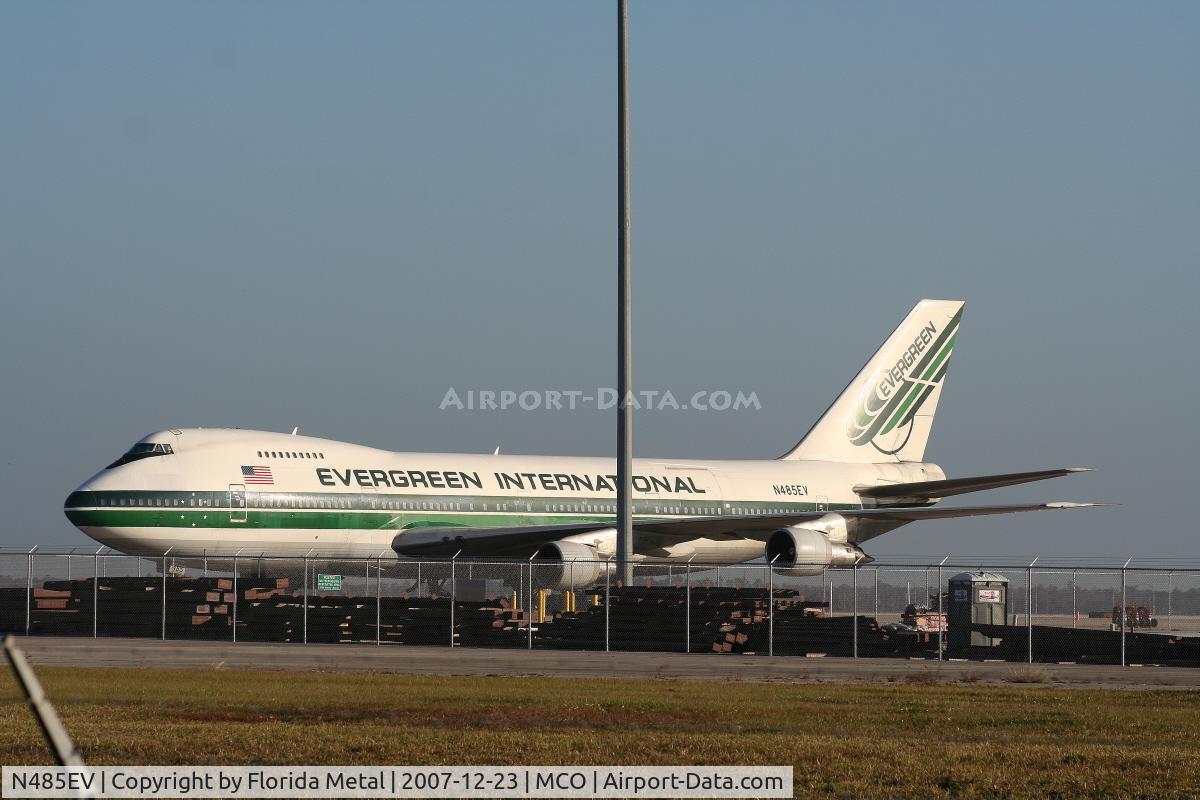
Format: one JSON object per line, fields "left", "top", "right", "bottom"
{"left": 106, "top": 442, "right": 174, "bottom": 469}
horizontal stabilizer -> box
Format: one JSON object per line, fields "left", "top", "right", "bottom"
{"left": 854, "top": 468, "right": 1091, "bottom": 505}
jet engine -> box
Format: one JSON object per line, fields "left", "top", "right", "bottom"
{"left": 765, "top": 526, "right": 870, "bottom": 576}
{"left": 532, "top": 529, "right": 616, "bottom": 589}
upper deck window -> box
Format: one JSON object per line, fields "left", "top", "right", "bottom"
{"left": 106, "top": 442, "right": 174, "bottom": 469}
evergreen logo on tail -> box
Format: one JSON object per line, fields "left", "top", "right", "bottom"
{"left": 780, "top": 299, "right": 964, "bottom": 463}
{"left": 845, "top": 307, "right": 962, "bottom": 454}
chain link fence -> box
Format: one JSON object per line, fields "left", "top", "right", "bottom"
{"left": 2, "top": 549, "right": 1199, "bottom": 667}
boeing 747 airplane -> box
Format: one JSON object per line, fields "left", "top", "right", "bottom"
{"left": 64, "top": 300, "right": 1101, "bottom": 585}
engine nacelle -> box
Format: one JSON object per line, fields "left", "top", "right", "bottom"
{"left": 533, "top": 529, "right": 616, "bottom": 589}
{"left": 765, "top": 526, "right": 870, "bottom": 576}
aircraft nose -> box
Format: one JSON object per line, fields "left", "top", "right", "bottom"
{"left": 64, "top": 483, "right": 94, "bottom": 524}
{"left": 65, "top": 488, "right": 86, "bottom": 510}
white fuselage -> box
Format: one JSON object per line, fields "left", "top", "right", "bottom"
{"left": 65, "top": 428, "right": 942, "bottom": 560}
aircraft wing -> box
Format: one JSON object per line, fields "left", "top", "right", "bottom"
{"left": 389, "top": 501, "right": 1106, "bottom": 558}
{"left": 854, "top": 468, "right": 1091, "bottom": 505}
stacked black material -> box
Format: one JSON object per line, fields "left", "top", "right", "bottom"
{"left": 0, "top": 587, "right": 25, "bottom": 634}
{"left": 969, "top": 623, "right": 1200, "bottom": 666}
{"left": 531, "top": 586, "right": 849, "bottom": 653}
{"left": 232, "top": 592, "right": 530, "bottom": 645}
{"left": 0, "top": 579, "right": 532, "bottom": 645}
{"left": 24, "top": 577, "right": 1196, "bottom": 663}
{"left": 0, "top": 577, "right": 237, "bottom": 639}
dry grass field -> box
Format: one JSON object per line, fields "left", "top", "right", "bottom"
{"left": 2, "top": 667, "right": 1199, "bottom": 798}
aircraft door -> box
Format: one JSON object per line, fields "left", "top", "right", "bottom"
{"left": 229, "top": 484, "right": 247, "bottom": 523}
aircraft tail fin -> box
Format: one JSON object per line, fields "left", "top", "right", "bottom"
{"left": 780, "top": 299, "right": 964, "bottom": 463}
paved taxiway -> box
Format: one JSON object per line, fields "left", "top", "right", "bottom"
{"left": 12, "top": 637, "right": 1200, "bottom": 689}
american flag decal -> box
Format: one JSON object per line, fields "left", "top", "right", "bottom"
{"left": 241, "top": 465, "right": 273, "bottom": 485}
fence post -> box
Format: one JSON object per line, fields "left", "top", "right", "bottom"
{"left": 450, "top": 550, "right": 461, "bottom": 649}
{"left": 375, "top": 554, "right": 382, "bottom": 646}
{"left": 769, "top": 556, "right": 779, "bottom": 657}
{"left": 685, "top": 555, "right": 695, "bottom": 654}
{"left": 937, "top": 555, "right": 948, "bottom": 662}
{"left": 161, "top": 548, "right": 172, "bottom": 641}
{"left": 527, "top": 555, "right": 535, "bottom": 650}
{"left": 417, "top": 562, "right": 422, "bottom": 596}
{"left": 605, "top": 555, "right": 613, "bottom": 652}
{"left": 232, "top": 550, "right": 241, "bottom": 643}
{"left": 303, "top": 554, "right": 309, "bottom": 644}
{"left": 853, "top": 557, "right": 860, "bottom": 658}
{"left": 93, "top": 547, "right": 101, "bottom": 639}
{"left": 1167, "top": 570, "right": 1173, "bottom": 630}
{"left": 874, "top": 567, "right": 879, "bottom": 623}
{"left": 1121, "top": 557, "right": 1131, "bottom": 667}
{"left": 821, "top": 568, "right": 827, "bottom": 616}
{"left": 1026, "top": 556, "right": 1038, "bottom": 664}
{"left": 25, "top": 546, "right": 36, "bottom": 636}
{"left": 715, "top": 565, "right": 720, "bottom": 589}
{"left": 1072, "top": 569, "right": 1077, "bottom": 629}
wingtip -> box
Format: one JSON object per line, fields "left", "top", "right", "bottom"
{"left": 1046, "top": 501, "right": 1117, "bottom": 509}
{"left": 1065, "top": 467, "right": 1093, "bottom": 473}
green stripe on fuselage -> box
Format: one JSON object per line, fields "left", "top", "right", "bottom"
{"left": 64, "top": 490, "right": 857, "bottom": 531}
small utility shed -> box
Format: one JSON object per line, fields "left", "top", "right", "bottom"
{"left": 948, "top": 571, "right": 1009, "bottom": 649}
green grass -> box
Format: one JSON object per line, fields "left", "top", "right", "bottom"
{"left": 2, "top": 668, "right": 1199, "bottom": 798}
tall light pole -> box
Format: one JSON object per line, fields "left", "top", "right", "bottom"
{"left": 616, "top": 0, "right": 634, "bottom": 587}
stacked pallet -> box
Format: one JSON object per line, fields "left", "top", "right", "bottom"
{"left": 739, "top": 611, "right": 886, "bottom": 656}
{"left": 0, "top": 577, "right": 240, "bottom": 638}
{"left": 455, "top": 598, "right": 529, "bottom": 648}
{"left": 243, "top": 578, "right": 290, "bottom": 601}
{"left": 233, "top": 590, "right": 532, "bottom": 646}
{"left": 299, "top": 594, "right": 377, "bottom": 644}
{"left": 381, "top": 597, "right": 450, "bottom": 645}
{"left": 175, "top": 578, "right": 235, "bottom": 638}
{"left": 529, "top": 586, "right": 818, "bottom": 652}
{"left": 0, "top": 577, "right": 910, "bottom": 656}
{"left": 235, "top": 578, "right": 298, "bottom": 642}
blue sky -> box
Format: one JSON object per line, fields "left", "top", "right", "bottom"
{"left": 1, "top": 2, "right": 1197, "bottom": 558}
